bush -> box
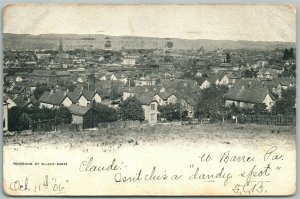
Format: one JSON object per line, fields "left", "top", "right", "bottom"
{"left": 119, "top": 97, "right": 144, "bottom": 121}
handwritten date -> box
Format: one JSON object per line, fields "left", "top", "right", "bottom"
{"left": 9, "top": 175, "right": 69, "bottom": 194}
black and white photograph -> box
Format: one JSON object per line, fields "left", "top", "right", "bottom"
{"left": 2, "top": 4, "right": 296, "bottom": 196}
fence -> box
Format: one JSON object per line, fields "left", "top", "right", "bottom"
{"left": 32, "top": 119, "right": 83, "bottom": 132}
{"left": 57, "top": 124, "right": 83, "bottom": 132}
{"left": 238, "top": 115, "right": 296, "bottom": 126}
{"left": 98, "top": 120, "right": 142, "bottom": 129}
{"left": 32, "top": 119, "right": 55, "bottom": 132}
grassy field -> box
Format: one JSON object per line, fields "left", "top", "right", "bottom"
{"left": 3, "top": 123, "right": 296, "bottom": 196}
{"left": 3, "top": 123, "right": 296, "bottom": 152}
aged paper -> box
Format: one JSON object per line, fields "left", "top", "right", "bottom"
{"left": 2, "top": 4, "right": 296, "bottom": 196}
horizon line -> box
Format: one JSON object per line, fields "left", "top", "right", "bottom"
{"left": 3, "top": 32, "right": 296, "bottom": 43}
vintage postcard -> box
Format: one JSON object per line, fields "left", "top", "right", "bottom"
{"left": 2, "top": 4, "right": 296, "bottom": 196}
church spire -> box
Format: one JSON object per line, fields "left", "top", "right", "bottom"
{"left": 59, "top": 37, "right": 63, "bottom": 53}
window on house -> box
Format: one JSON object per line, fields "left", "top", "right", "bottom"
{"left": 150, "top": 104, "right": 155, "bottom": 110}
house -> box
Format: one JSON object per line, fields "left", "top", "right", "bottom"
{"left": 212, "top": 63, "right": 234, "bottom": 73}
{"left": 161, "top": 79, "right": 198, "bottom": 90}
{"left": 122, "top": 58, "right": 136, "bottom": 66}
{"left": 55, "top": 71, "right": 71, "bottom": 84}
{"left": 30, "top": 70, "right": 56, "bottom": 84}
{"left": 81, "top": 90, "right": 102, "bottom": 105}
{"left": 134, "top": 74, "right": 158, "bottom": 86}
{"left": 176, "top": 92, "right": 201, "bottom": 118}
{"left": 3, "top": 95, "right": 17, "bottom": 109}
{"left": 13, "top": 97, "right": 34, "bottom": 109}
{"left": 257, "top": 68, "right": 281, "bottom": 81}
{"left": 99, "top": 73, "right": 119, "bottom": 81}
{"left": 135, "top": 93, "right": 158, "bottom": 125}
{"left": 3, "top": 102, "right": 8, "bottom": 132}
{"left": 3, "top": 81, "right": 14, "bottom": 92}
{"left": 224, "top": 88, "right": 275, "bottom": 110}
{"left": 30, "top": 70, "right": 70, "bottom": 85}
{"left": 122, "top": 87, "right": 145, "bottom": 101}
{"left": 67, "top": 89, "right": 101, "bottom": 107}
{"left": 195, "top": 69, "right": 211, "bottom": 78}
{"left": 153, "top": 92, "right": 177, "bottom": 106}
{"left": 39, "top": 90, "right": 72, "bottom": 108}
{"left": 14, "top": 72, "right": 28, "bottom": 82}
{"left": 67, "top": 104, "right": 98, "bottom": 129}
{"left": 10, "top": 85, "right": 28, "bottom": 97}
{"left": 197, "top": 77, "right": 218, "bottom": 89}
{"left": 67, "top": 91, "right": 88, "bottom": 106}
{"left": 114, "top": 73, "right": 128, "bottom": 84}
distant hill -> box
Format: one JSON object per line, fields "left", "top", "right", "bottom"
{"left": 3, "top": 33, "right": 296, "bottom": 51}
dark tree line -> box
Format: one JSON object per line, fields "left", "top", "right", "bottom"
{"left": 8, "top": 106, "right": 72, "bottom": 132}
{"left": 283, "top": 48, "right": 295, "bottom": 60}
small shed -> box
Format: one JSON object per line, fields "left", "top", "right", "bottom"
{"left": 68, "top": 104, "right": 98, "bottom": 129}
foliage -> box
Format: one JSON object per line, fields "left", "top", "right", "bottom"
{"left": 54, "top": 106, "right": 72, "bottom": 125}
{"left": 195, "top": 85, "right": 228, "bottom": 120}
{"left": 94, "top": 103, "right": 118, "bottom": 123}
{"left": 20, "top": 112, "right": 31, "bottom": 130}
{"left": 280, "top": 66, "right": 296, "bottom": 77}
{"left": 8, "top": 106, "right": 25, "bottom": 131}
{"left": 119, "top": 97, "right": 144, "bottom": 121}
{"left": 272, "top": 87, "right": 296, "bottom": 115}
{"left": 33, "top": 83, "right": 52, "bottom": 100}
{"left": 283, "top": 48, "right": 295, "bottom": 60}
{"left": 65, "top": 82, "right": 77, "bottom": 92}
{"left": 243, "top": 69, "right": 257, "bottom": 78}
{"left": 158, "top": 102, "right": 188, "bottom": 121}
{"left": 253, "top": 103, "right": 267, "bottom": 115}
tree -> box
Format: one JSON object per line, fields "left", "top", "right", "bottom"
{"left": 195, "top": 85, "right": 228, "bottom": 120}
{"left": 283, "top": 48, "right": 289, "bottom": 60}
{"left": 158, "top": 102, "right": 187, "bottom": 121}
{"left": 119, "top": 97, "right": 144, "bottom": 121}
{"left": 94, "top": 103, "right": 118, "bottom": 123}
{"left": 283, "top": 47, "right": 295, "bottom": 60}
{"left": 20, "top": 112, "right": 31, "bottom": 130}
{"left": 54, "top": 106, "right": 72, "bottom": 126}
{"left": 272, "top": 87, "right": 296, "bottom": 115}
{"left": 65, "top": 82, "right": 77, "bottom": 92}
{"left": 243, "top": 69, "right": 257, "bottom": 78}
{"left": 8, "top": 106, "right": 23, "bottom": 131}
{"left": 289, "top": 47, "right": 295, "bottom": 59}
{"left": 253, "top": 103, "right": 267, "bottom": 115}
{"left": 33, "top": 83, "right": 52, "bottom": 100}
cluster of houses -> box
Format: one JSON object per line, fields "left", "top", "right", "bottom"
{"left": 3, "top": 61, "right": 296, "bottom": 130}
{"left": 3, "top": 41, "right": 296, "bottom": 130}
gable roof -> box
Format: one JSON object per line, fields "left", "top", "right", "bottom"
{"left": 67, "top": 91, "right": 83, "bottom": 103}
{"left": 156, "top": 92, "right": 174, "bottom": 100}
{"left": 68, "top": 104, "right": 90, "bottom": 116}
{"left": 55, "top": 71, "right": 70, "bottom": 76}
{"left": 135, "top": 92, "right": 157, "bottom": 105}
{"left": 224, "top": 88, "right": 273, "bottom": 104}
{"left": 31, "top": 70, "right": 54, "bottom": 77}
{"left": 82, "top": 90, "right": 97, "bottom": 101}
{"left": 39, "top": 90, "right": 68, "bottom": 105}
{"left": 258, "top": 68, "right": 280, "bottom": 75}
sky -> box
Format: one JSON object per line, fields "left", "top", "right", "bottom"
{"left": 3, "top": 4, "right": 296, "bottom": 42}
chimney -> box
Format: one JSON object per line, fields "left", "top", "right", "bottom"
{"left": 50, "top": 89, "right": 53, "bottom": 94}
{"left": 248, "top": 81, "right": 252, "bottom": 88}
{"left": 262, "top": 82, "right": 265, "bottom": 88}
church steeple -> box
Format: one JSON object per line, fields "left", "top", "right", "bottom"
{"left": 59, "top": 37, "right": 63, "bottom": 53}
